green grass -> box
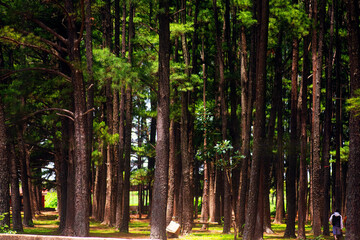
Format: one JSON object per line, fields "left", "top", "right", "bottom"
{"left": 13, "top": 211, "right": 339, "bottom": 240}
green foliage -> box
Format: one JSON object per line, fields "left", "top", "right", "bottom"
{"left": 214, "top": 140, "right": 244, "bottom": 170}
{"left": 330, "top": 141, "right": 349, "bottom": 163}
{"left": 92, "top": 121, "right": 120, "bottom": 165}
{"left": 45, "top": 191, "right": 58, "bottom": 209}
{"left": 93, "top": 48, "right": 137, "bottom": 89}
{"left": 130, "top": 168, "right": 153, "bottom": 186}
{"left": 0, "top": 212, "right": 15, "bottom": 234}
{"left": 170, "top": 61, "right": 203, "bottom": 92}
{"left": 170, "top": 23, "right": 194, "bottom": 39}
{"left": 132, "top": 144, "right": 155, "bottom": 160}
{"left": 347, "top": 89, "right": 360, "bottom": 116}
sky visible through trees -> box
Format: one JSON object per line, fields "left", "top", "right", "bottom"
{"left": 0, "top": 0, "right": 360, "bottom": 239}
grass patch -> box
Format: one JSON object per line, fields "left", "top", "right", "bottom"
{"left": 15, "top": 211, "right": 339, "bottom": 239}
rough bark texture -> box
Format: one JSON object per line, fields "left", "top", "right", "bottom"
{"left": 284, "top": 38, "right": 299, "bottom": 238}
{"left": 9, "top": 144, "right": 23, "bottom": 232}
{"left": 17, "top": 123, "right": 33, "bottom": 227}
{"left": 298, "top": 26, "right": 310, "bottom": 240}
{"left": 0, "top": 95, "right": 10, "bottom": 230}
{"left": 236, "top": 27, "right": 251, "bottom": 236}
{"left": 322, "top": 2, "right": 334, "bottom": 235}
{"left": 345, "top": 0, "right": 360, "bottom": 238}
{"left": 150, "top": 0, "right": 170, "bottom": 238}
{"left": 311, "top": 0, "right": 325, "bottom": 236}
{"left": 65, "top": 0, "right": 90, "bottom": 236}
{"left": 242, "top": 0, "right": 269, "bottom": 238}
{"left": 120, "top": 2, "right": 134, "bottom": 232}
{"left": 102, "top": 0, "right": 115, "bottom": 227}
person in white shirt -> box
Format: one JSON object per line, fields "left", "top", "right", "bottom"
{"left": 329, "top": 209, "right": 344, "bottom": 240}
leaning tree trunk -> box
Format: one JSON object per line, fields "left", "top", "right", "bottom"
{"left": 345, "top": 0, "right": 360, "bottom": 238}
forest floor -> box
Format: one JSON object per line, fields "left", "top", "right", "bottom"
{"left": 17, "top": 210, "right": 338, "bottom": 240}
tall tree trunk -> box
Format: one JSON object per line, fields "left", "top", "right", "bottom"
{"left": 179, "top": 0, "right": 193, "bottom": 234}
{"left": 333, "top": 0, "right": 342, "bottom": 214}
{"left": 120, "top": 2, "right": 134, "bottom": 232}
{"left": 322, "top": 1, "right": 334, "bottom": 235}
{"left": 284, "top": 38, "right": 299, "bottom": 238}
{"left": 150, "top": 0, "right": 170, "bottom": 238}
{"left": 17, "top": 123, "right": 33, "bottom": 227}
{"left": 84, "top": 0, "right": 94, "bottom": 220}
{"left": 116, "top": 0, "right": 126, "bottom": 227}
{"left": 236, "top": 26, "right": 252, "bottom": 236}
{"left": 243, "top": 0, "right": 269, "bottom": 238}
{"left": 311, "top": 0, "right": 325, "bottom": 236}
{"left": 102, "top": 0, "right": 115, "bottom": 226}
{"left": 345, "top": 0, "right": 360, "bottom": 237}
{"left": 212, "top": 0, "right": 231, "bottom": 233}
{"left": 298, "top": 25, "right": 310, "bottom": 239}
{"left": 63, "top": 120, "right": 75, "bottom": 235}
{"left": 273, "top": 31, "right": 285, "bottom": 225}
{"left": 166, "top": 115, "right": 177, "bottom": 224}
{"left": 65, "top": 0, "right": 90, "bottom": 236}
{"left": 200, "top": 38, "right": 209, "bottom": 230}
{"left": 9, "top": 144, "right": 23, "bottom": 232}
{"left": 0, "top": 95, "right": 10, "bottom": 230}
{"left": 265, "top": 31, "right": 283, "bottom": 232}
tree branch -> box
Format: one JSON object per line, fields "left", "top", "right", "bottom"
{"left": 0, "top": 36, "right": 70, "bottom": 65}
{"left": 30, "top": 18, "right": 68, "bottom": 45}
{"left": 23, "top": 108, "right": 74, "bottom": 122}
{"left": 75, "top": 0, "right": 85, "bottom": 47}
{"left": 0, "top": 67, "right": 71, "bottom": 82}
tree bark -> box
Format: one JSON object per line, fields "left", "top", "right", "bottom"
{"left": 322, "top": 1, "right": 334, "bottom": 235}
{"left": 150, "top": 0, "right": 170, "bottom": 238}
{"left": 284, "top": 38, "right": 299, "bottom": 238}
{"left": 9, "top": 144, "right": 23, "bottom": 232}
{"left": 17, "top": 123, "right": 33, "bottom": 227}
{"left": 0, "top": 95, "right": 10, "bottom": 230}
{"left": 242, "top": 0, "right": 269, "bottom": 238}
{"left": 64, "top": 0, "right": 90, "bottom": 236}
{"left": 298, "top": 23, "right": 310, "bottom": 239}
{"left": 311, "top": 0, "right": 325, "bottom": 236}
{"left": 345, "top": 0, "right": 360, "bottom": 238}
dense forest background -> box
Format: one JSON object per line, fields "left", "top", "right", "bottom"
{"left": 0, "top": 0, "right": 360, "bottom": 239}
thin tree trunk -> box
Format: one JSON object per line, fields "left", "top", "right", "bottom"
{"left": 17, "top": 123, "right": 33, "bottom": 227}
{"left": 120, "top": 1, "right": 134, "bottom": 232}
{"left": 200, "top": 38, "right": 209, "bottom": 230}
{"left": 334, "top": 0, "right": 342, "bottom": 214}
{"left": 298, "top": 24, "right": 310, "bottom": 239}
{"left": 0, "top": 95, "right": 10, "bottom": 230}
{"left": 84, "top": 0, "right": 94, "bottom": 220}
{"left": 284, "top": 38, "right": 299, "bottom": 238}
{"left": 116, "top": 0, "right": 126, "bottom": 227}
{"left": 345, "top": 0, "right": 360, "bottom": 237}
{"left": 236, "top": 26, "right": 252, "bottom": 236}
{"left": 322, "top": 1, "right": 334, "bottom": 235}
{"left": 9, "top": 144, "right": 23, "bottom": 232}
